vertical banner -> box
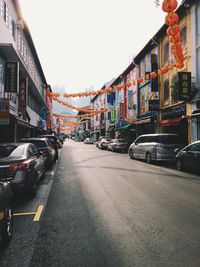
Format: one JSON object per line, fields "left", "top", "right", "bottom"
{"left": 0, "top": 98, "right": 9, "bottom": 125}
{"left": 19, "top": 77, "right": 28, "bottom": 114}
{"left": 4, "top": 62, "right": 18, "bottom": 93}
{"left": 128, "top": 90, "right": 132, "bottom": 110}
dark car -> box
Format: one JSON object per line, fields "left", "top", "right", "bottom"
{"left": 107, "top": 139, "right": 129, "bottom": 152}
{"left": 0, "top": 182, "right": 13, "bottom": 244}
{"left": 21, "top": 138, "right": 56, "bottom": 169}
{"left": 39, "top": 135, "right": 58, "bottom": 161}
{"left": 175, "top": 140, "right": 200, "bottom": 173}
{"left": 0, "top": 143, "right": 45, "bottom": 196}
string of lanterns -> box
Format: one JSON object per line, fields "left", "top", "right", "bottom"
{"left": 53, "top": 109, "right": 107, "bottom": 119}
{"left": 163, "top": 0, "right": 184, "bottom": 69}
{"left": 48, "top": 1, "right": 184, "bottom": 102}
{"left": 60, "top": 120, "right": 89, "bottom": 125}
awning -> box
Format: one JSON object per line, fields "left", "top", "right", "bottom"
{"left": 118, "top": 124, "right": 131, "bottom": 130}
{"left": 16, "top": 117, "right": 33, "bottom": 128}
{"left": 106, "top": 125, "right": 115, "bottom": 132}
{"left": 135, "top": 118, "right": 151, "bottom": 125}
{"left": 159, "top": 117, "right": 182, "bottom": 127}
{"left": 191, "top": 110, "right": 200, "bottom": 118}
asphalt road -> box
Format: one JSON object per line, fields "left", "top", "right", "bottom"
{"left": 1, "top": 140, "right": 200, "bottom": 267}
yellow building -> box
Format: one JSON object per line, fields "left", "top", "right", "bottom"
{"left": 158, "top": 3, "right": 192, "bottom": 145}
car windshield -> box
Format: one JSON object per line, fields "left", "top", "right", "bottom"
{"left": 155, "top": 135, "right": 180, "bottom": 144}
{"left": 0, "top": 145, "right": 25, "bottom": 158}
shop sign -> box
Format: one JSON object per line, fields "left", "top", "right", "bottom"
{"left": 178, "top": 72, "right": 191, "bottom": 99}
{"left": 110, "top": 108, "right": 115, "bottom": 123}
{"left": 128, "top": 90, "right": 132, "bottom": 110}
{"left": 0, "top": 98, "right": 9, "bottom": 125}
{"left": 5, "top": 62, "right": 18, "bottom": 93}
{"left": 149, "top": 99, "right": 159, "bottom": 111}
{"left": 19, "top": 77, "right": 28, "bottom": 113}
{"left": 161, "top": 104, "right": 186, "bottom": 120}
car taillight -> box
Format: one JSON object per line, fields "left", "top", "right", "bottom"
{"left": 17, "top": 160, "right": 32, "bottom": 171}
{"left": 7, "top": 163, "right": 18, "bottom": 174}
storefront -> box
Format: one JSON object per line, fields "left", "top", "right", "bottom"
{"left": 160, "top": 103, "right": 188, "bottom": 145}
{"left": 118, "top": 123, "right": 136, "bottom": 144}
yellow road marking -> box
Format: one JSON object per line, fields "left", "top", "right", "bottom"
{"left": 14, "top": 212, "right": 36, "bottom": 216}
{"left": 33, "top": 205, "right": 44, "bottom": 222}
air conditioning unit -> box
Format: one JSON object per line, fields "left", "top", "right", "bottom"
{"left": 17, "top": 19, "right": 24, "bottom": 30}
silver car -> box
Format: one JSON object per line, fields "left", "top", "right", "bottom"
{"left": 128, "top": 134, "right": 181, "bottom": 164}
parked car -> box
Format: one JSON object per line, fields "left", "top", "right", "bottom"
{"left": 0, "top": 143, "right": 45, "bottom": 195}
{"left": 0, "top": 181, "right": 13, "bottom": 244}
{"left": 84, "top": 138, "right": 94, "bottom": 144}
{"left": 107, "top": 139, "right": 129, "bottom": 152}
{"left": 96, "top": 136, "right": 106, "bottom": 148}
{"left": 98, "top": 138, "right": 111, "bottom": 150}
{"left": 39, "top": 135, "right": 58, "bottom": 160}
{"left": 21, "top": 138, "right": 56, "bottom": 169}
{"left": 128, "top": 133, "right": 181, "bottom": 164}
{"left": 175, "top": 140, "right": 200, "bottom": 173}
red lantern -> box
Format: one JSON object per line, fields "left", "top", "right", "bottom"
{"left": 150, "top": 72, "right": 158, "bottom": 79}
{"left": 167, "top": 25, "right": 180, "bottom": 36}
{"left": 137, "top": 78, "right": 143, "bottom": 84}
{"left": 165, "top": 12, "right": 179, "bottom": 26}
{"left": 161, "top": 67, "right": 169, "bottom": 74}
{"left": 126, "top": 81, "right": 132, "bottom": 88}
{"left": 162, "top": 0, "right": 178, "bottom": 13}
{"left": 117, "top": 85, "right": 122, "bottom": 90}
{"left": 173, "top": 33, "right": 181, "bottom": 43}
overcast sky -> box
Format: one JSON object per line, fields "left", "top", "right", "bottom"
{"left": 19, "top": 0, "right": 182, "bottom": 93}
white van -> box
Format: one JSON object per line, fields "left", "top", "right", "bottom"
{"left": 128, "top": 134, "right": 181, "bottom": 164}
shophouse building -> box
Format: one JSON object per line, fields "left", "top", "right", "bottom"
{"left": 158, "top": 2, "right": 192, "bottom": 145}
{"left": 190, "top": 0, "right": 200, "bottom": 141}
{"left": 133, "top": 40, "right": 159, "bottom": 138}
{"left": 0, "top": 0, "right": 48, "bottom": 142}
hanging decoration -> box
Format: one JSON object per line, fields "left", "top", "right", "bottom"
{"left": 53, "top": 109, "right": 107, "bottom": 119}
{"left": 162, "top": 0, "right": 184, "bottom": 69}
{"left": 60, "top": 120, "right": 89, "bottom": 125}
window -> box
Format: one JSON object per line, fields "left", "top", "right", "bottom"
{"left": 163, "top": 42, "right": 169, "bottom": 64}
{"left": 5, "top": 5, "right": 8, "bottom": 26}
{"left": 11, "top": 20, "right": 16, "bottom": 40}
{"left": 3, "top": 1, "right": 6, "bottom": 21}
{"left": 0, "top": 0, "right": 3, "bottom": 17}
{"left": 164, "top": 79, "right": 169, "bottom": 101}
{"left": 0, "top": 61, "right": 4, "bottom": 84}
{"left": 189, "top": 143, "right": 200, "bottom": 152}
{"left": 180, "top": 26, "right": 187, "bottom": 48}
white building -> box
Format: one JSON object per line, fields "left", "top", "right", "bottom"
{"left": 0, "top": 0, "right": 47, "bottom": 142}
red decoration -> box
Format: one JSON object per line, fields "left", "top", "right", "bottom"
{"left": 150, "top": 72, "right": 158, "bottom": 79}
{"left": 165, "top": 12, "right": 179, "bottom": 26}
{"left": 162, "top": 0, "right": 178, "bottom": 13}
{"left": 137, "top": 78, "right": 143, "bottom": 84}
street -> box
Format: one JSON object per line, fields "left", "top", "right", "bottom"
{"left": 1, "top": 140, "right": 200, "bottom": 267}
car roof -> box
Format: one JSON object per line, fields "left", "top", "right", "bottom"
{"left": 21, "top": 137, "right": 47, "bottom": 141}
{"left": 138, "top": 133, "right": 179, "bottom": 137}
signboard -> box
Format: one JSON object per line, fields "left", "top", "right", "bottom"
{"left": 149, "top": 99, "right": 159, "bottom": 111}
{"left": 161, "top": 103, "right": 186, "bottom": 120}
{"left": 128, "top": 90, "right": 132, "bottom": 110}
{"left": 5, "top": 62, "right": 18, "bottom": 93}
{"left": 178, "top": 72, "right": 191, "bottom": 99}
{"left": 110, "top": 108, "right": 115, "bottom": 123}
{"left": 19, "top": 77, "right": 28, "bottom": 113}
{"left": 0, "top": 98, "right": 9, "bottom": 125}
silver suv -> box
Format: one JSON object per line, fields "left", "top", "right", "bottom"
{"left": 128, "top": 134, "right": 181, "bottom": 164}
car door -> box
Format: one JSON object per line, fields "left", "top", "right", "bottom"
{"left": 187, "top": 143, "right": 200, "bottom": 172}
{"left": 28, "top": 145, "right": 41, "bottom": 177}
{"left": 32, "top": 145, "right": 44, "bottom": 178}
{"left": 133, "top": 137, "right": 144, "bottom": 158}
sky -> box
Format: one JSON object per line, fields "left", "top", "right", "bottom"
{"left": 19, "top": 0, "right": 182, "bottom": 93}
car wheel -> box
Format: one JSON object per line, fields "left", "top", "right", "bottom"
{"left": 2, "top": 205, "right": 13, "bottom": 244}
{"left": 129, "top": 149, "right": 134, "bottom": 159}
{"left": 146, "top": 152, "right": 152, "bottom": 164}
{"left": 176, "top": 159, "right": 184, "bottom": 171}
